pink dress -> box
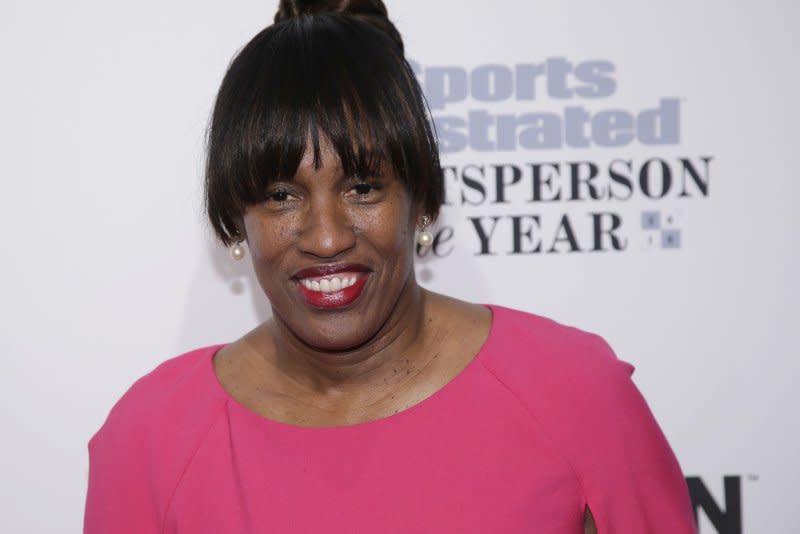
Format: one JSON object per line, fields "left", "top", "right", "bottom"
{"left": 84, "top": 305, "right": 696, "bottom": 533}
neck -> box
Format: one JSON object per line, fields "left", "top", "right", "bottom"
{"left": 266, "top": 280, "right": 431, "bottom": 397}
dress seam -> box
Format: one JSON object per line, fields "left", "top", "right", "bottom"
{"left": 476, "top": 355, "right": 591, "bottom": 522}
{"left": 159, "top": 398, "right": 229, "bottom": 533}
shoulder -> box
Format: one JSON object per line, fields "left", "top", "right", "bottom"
{"left": 479, "top": 305, "right": 695, "bottom": 531}
{"left": 480, "top": 304, "right": 634, "bottom": 389}
{"left": 91, "top": 345, "right": 228, "bottom": 447}
{"left": 477, "top": 304, "right": 641, "bottom": 465}
{"left": 86, "top": 345, "right": 229, "bottom": 527}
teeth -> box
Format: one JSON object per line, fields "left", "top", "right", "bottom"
{"left": 299, "top": 274, "right": 360, "bottom": 293}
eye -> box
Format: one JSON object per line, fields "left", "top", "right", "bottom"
{"left": 353, "top": 183, "right": 373, "bottom": 196}
{"left": 261, "top": 187, "right": 299, "bottom": 211}
{"left": 346, "top": 180, "right": 383, "bottom": 201}
{"left": 267, "top": 190, "right": 290, "bottom": 202}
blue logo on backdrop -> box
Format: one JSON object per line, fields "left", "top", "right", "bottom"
{"left": 410, "top": 58, "right": 679, "bottom": 153}
{"left": 409, "top": 57, "right": 712, "bottom": 257}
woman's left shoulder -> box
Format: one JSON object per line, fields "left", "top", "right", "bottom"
{"left": 478, "top": 303, "right": 635, "bottom": 385}
{"left": 468, "top": 305, "right": 695, "bottom": 531}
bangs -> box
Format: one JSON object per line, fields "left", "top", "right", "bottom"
{"left": 206, "top": 14, "right": 442, "bottom": 244}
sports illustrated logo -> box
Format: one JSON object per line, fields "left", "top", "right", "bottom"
{"left": 410, "top": 58, "right": 712, "bottom": 257}
{"left": 687, "top": 476, "right": 743, "bottom": 534}
{"left": 410, "top": 58, "right": 678, "bottom": 153}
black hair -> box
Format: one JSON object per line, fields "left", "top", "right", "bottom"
{"left": 205, "top": 0, "right": 443, "bottom": 245}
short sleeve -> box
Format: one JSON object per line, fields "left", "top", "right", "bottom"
{"left": 82, "top": 348, "right": 223, "bottom": 533}
{"left": 476, "top": 306, "right": 697, "bottom": 532}
{"left": 84, "top": 428, "right": 161, "bottom": 533}
{"left": 572, "top": 339, "right": 697, "bottom": 533}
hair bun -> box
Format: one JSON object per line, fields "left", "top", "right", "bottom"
{"left": 274, "top": 0, "right": 388, "bottom": 23}
{"left": 273, "top": 0, "right": 402, "bottom": 51}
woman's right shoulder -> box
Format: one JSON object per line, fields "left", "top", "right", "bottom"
{"left": 89, "top": 345, "right": 228, "bottom": 447}
{"left": 85, "top": 345, "right": 229, "bottom": 530}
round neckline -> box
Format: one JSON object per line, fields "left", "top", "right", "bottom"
{"left": 206, "top": 304, "right": 499, "bottom": 433}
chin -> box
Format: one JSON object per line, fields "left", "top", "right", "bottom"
{"left": 272, "top": 305, "right": 377, "bottom": 352}
{"left": 296, "top": 321, "right": 375, "bottom": 353}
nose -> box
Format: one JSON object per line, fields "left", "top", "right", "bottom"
{"left": 296, "top": 195, "right": 357, "bottom": 259}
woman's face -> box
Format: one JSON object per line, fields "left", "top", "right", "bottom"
{"left": 242, "top": 141, "right": 419, "bottom": 351}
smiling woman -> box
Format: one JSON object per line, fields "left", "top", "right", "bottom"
{"left": 83, "top": 1, "right": 697, "bottom": 533}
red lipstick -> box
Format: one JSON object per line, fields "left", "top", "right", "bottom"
{"left": 292, "top": 264, "right": 370, "bottom": 309}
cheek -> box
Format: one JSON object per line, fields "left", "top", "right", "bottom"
{"left": 357, "top": 201, "right": 415, "bottom": 254}
{"left": 243, "top": 215, "right": 292, "bottom": 264}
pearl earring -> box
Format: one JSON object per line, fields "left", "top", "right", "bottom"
{"left": 230, "top": 239, "right": 246, "bottom": 261}
{"left": 416, "top": 215, "right": 433, "bottom": 247}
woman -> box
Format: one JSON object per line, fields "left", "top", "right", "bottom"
{"left": 84, "top": 1, "right": 697, "bottom": 532}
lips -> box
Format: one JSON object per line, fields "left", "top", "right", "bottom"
{"left": 292, "top": 264, "right": 370, "bottom": 309}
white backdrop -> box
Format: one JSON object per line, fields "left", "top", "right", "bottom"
{"left": 1, "top": 1, "right": 797, "bottom": 532}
